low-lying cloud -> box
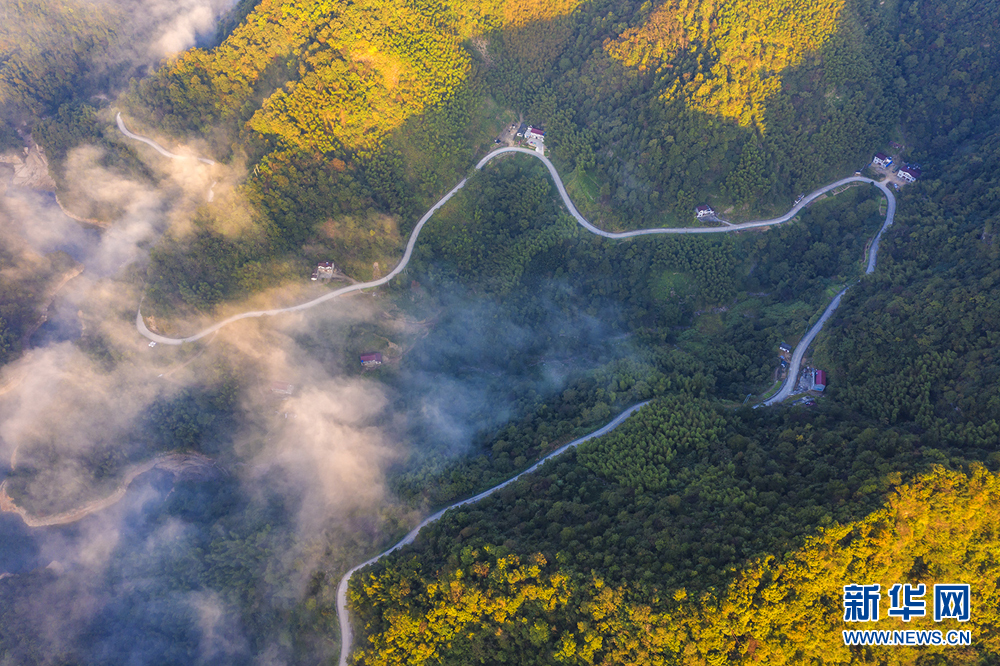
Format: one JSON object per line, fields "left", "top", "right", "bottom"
{"left": 87, "top": 0, "right": 239, "bottom": 62}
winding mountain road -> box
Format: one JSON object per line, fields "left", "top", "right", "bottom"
{"left": 119, "top": 132, "right": 893, "bottom": 346}
{"left": 336, "top": 401, "right": 649, "bottom": 666}
{"left": 116, "top": 119, "right": 898, "bottom": 663}
{"left": 116, "top": 113, "right": 216, "bottom": 166}
{"left": 764, "top": 180, "right": 895, "bottom": 405}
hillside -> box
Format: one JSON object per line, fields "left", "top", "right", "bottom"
{"left": 127, "top": 0, "right": 901, "bottom": 315}
{"left": 333, "top": 0, "right": 1000, "bottom": 662}
{"left": 0, "top": 0, "right": 117, "bottom": 117}
{"left": 1, "top": 0, "right": 999, "bottom": 664}
{"left": 352, "top": 465, "right": 1000, "bottom": 665}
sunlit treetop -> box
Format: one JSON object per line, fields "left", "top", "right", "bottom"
{"left": 606, "top": 0, "right": 846, "bottom": 129}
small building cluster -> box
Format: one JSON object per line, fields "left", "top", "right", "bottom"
{"left": 312, "top": 261, "right": 335, "bottom": 281}
{"left": 695, "top": 205, "right": 715, "bottom": 219}
{"left": 872, "top": 152, "right": 921, "bottom": 183}
{"left": 514, "top": 123, "right": 545, "bottom": 153}
{"left": 360, "top": 352, "right": 383, "bottom": 367}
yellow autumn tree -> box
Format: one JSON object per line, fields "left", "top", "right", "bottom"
{"left": 352, "top": 466, "right": 1000, "bottom": 665}
{"left": 606, "top": 0, "right": 845, "bottom": 130}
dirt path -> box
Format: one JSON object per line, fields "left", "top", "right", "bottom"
{"left": 0, "top": 452, "right": 217, "bottom": 528}
{"left": 21, "top": 265, "right": 85, "bottom": 348}
{"left": 54, "top": 193, "right": 108, "bottom": 228}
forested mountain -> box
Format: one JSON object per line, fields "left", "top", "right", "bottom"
{"left": 119, "top": 0, "right": 906, "bottom": 315}
{"left": 331, "top": 0, "right": 1000, "bottom": 663}
{"left": 353, "top": 465, "right": 1000, "bottom": 665}
{"left": 816, "top": 0, "right": 1000, "bottom": 446}
{"left": 0, "top": 0, "right": 117, "bottom": 117}
{"left": 336, "top": 0, "right": 1000, "bottom": 661}
{"left": 2, "top": 0, "right": 1000, "bottom": 663}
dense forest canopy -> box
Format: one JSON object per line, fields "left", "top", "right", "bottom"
{"left": 340, "top": 0, "right": 1000, "bottom": 662}
{"left": 1, "top": 0, "right": 1000, "bottom": 663}
{"left": 113, "top": 0, "right": 905, "bottom": 317}
{"left": 353, "top": 466, "right": 1000, "bottom": 665}
{"left": 0, "top": 0, "right": 117, "bottom": 117}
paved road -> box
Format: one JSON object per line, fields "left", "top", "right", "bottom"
{"left": 116, "top": 113, "right": 216, "bottom": 165}
{"left": 135, "top": 175, "right": 471, "bottom": 343}
{"left": 116, "top": 126, "right": 890, "bottom": 345}
{"left": 481, "top": 148, "right": 885, "bottom": 237}
{"left": 866, "top": 185, "right": 897, "bottom": 274}
{"left": 764, "top": 179, "right": 895, "bottom": 406}
{"left": 118, "top": 122, "right": 899, "bottom": 662}
{"left": 763, "top": 287, "right": 848, "bottom": 406}
{"left": 336, "top": 401, "right": 649, "bottom": 666}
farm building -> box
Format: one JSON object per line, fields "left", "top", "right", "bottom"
{"left": 271, "top": 381, "right": 294, "bottom": 396}
{"left": 811, "top": 370, "right": 827, "bottom": 392}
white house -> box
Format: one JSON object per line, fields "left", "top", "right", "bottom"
{"left": 897, "top": 165, "right": 921, "bottom": 183}
{"left": 695, "top": 205, "right": 714, "bottom": 219}
{"left": 311, "top": 261, "right": 335, "bottom": 280}
{"left": 525, "top": 126, "right": 545, "bottom": 141}
{"left": 873, "top": 152, "right": 892, "bottom": 168}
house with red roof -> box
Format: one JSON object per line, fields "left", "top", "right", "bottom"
{"left": 311, "top": 261, "right": 335, "bottom": 281}
{"left": 271, "top": 381, "right": 294, "bottom": 396}
{"left": 360, "top": 352, "right": 383, "bottom": 367}
{"left": 811, "top": 370, "right": 827, "bottom": 392}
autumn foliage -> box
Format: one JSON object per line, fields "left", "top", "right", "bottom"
{"left": 138, "top": 0, "right": 585, "bottom": 156}
{"left": 353, "top": 466, "right": 1000, "bottom": 664}
{"left": 606, "top": 0, "right": 846, "bottom": 129}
